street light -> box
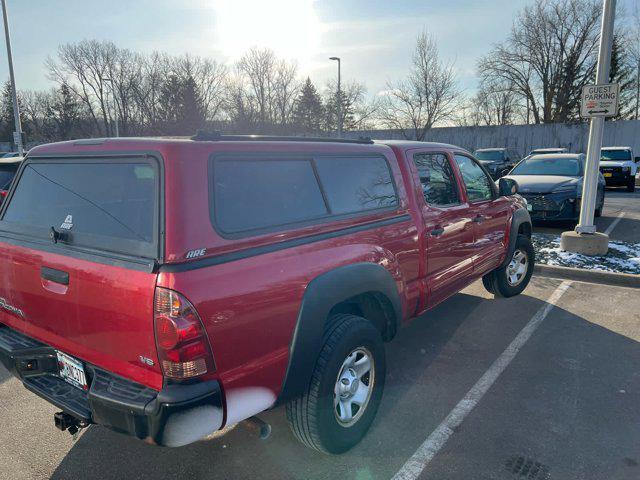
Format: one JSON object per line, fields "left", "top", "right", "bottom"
{"left": 1, "top": 0, "right": 24, "bottom": 156}
{"left": 103, "top": 76, "right": 119, "bottom": 137}
{"left": 329, "top": 56, "right": 342, "bottom": 138}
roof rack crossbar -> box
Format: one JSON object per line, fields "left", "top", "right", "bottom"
{"left": 191, "top": 130, "right": 373, "bottom": 145}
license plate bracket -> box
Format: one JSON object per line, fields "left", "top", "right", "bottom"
{"left": 56, "top": 351, "right": 88, "bottom": 391}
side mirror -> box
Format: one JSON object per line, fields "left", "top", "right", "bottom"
{"left": 635, "top": 156, "right": 640, "bottom": 163}
{"left": 498, "top": 177, "right": 518, "bottom": 196}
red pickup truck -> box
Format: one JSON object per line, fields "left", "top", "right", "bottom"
{"left": 0, "top": 134, "right": 532, "bottom": 453}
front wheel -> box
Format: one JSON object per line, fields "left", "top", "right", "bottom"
{"left": 286, "top": 314, "right": 386, "bottom": 454}
{"left": 482, "top": 234, "right": 535, "bottom": 298}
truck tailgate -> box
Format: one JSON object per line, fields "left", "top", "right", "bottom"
{"left": 0, "top": 157, "right": 163, "bottom": 390}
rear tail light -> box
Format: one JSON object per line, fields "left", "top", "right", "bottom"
{"left": 0, "top": 190, "right": 7, "bottom": 200}
{"left": 154, "top": 287, "right": 215, "bottom": 380}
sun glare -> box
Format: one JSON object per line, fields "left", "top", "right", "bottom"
{"left": 212, "top": 0, "right": 322, "bottom": 64}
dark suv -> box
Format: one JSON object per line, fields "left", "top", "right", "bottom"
{"left": 473, "top": 148, "right": 518, "bottom": 179}
{"left": 0, "top": 135, "right": 533, "bottom": 453}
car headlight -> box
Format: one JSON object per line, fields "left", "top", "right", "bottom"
{"left": 622, "top": 166, "right": 631, "bottom": 172}
{"left": 551, "top": 185, "right": 577, "bottom": 194}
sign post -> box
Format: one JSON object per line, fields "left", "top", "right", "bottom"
{"left": 561, "top": 0, "right": 617, "bottom": 256}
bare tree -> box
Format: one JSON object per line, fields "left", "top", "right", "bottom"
{"left": 46, "top": 40, "right": 121, "bottom": 136}
{"left": 378, "top": 31, "right": 459, "bottom": 140}
{"left": 479, "top": 0, "right": 601, "bottom": 124}
{"left": 272, "top": 59, "right": 300, "bottom": 128}
{"left": 324, "top": 80, "right": 379, "bottom": 133}
{"left": 470, "top": 78, "right": 522, "bottom": 126}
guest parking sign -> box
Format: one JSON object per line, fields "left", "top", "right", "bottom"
{"left": 580, "top": 83, "right": 619, "bottom": 118}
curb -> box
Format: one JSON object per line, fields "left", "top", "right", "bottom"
{"left": 534, "top": 263, "right": 640, "bottom": 288}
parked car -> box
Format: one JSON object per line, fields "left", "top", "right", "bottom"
{"left": 527, "top": 147, "right": 568, "bottom": 157}
{"left": 503, "top": 153, "right": 605, "bottom": 223}
{"left": 599, "top": 146, "right": 638, "bottom": 192}
{"left": 0, "top": 156, "right": 22, "bottom": 205}
{"left": 473, "top": 147, "right": 519, "bottom": 179}
{"left": 0, "top": 135, "right": 533, "bottom": 453}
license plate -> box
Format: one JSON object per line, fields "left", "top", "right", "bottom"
{"left": 527, "top": 203, "right": 533, "bottom": 211}
{"left": 56, "top": 351, "right": 88, "bottom": 390}
{"left": 603, "top": 172, "right": 612, "bottom": 178}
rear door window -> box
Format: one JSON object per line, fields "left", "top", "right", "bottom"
{"left": 1, "top": 160, "right": 159, "bottom": 258}
{"left": 413, "top": 153, "right": 460, "bottom": 207}
{"left": 0, "top": 163, "right": 18, "bottom": 190}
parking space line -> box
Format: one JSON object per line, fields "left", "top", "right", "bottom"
{"left": 391, "top": 281, "right": 573, "bottom": 480}
{"left": 604, "top": 211, "right": 625, "bottom": 236}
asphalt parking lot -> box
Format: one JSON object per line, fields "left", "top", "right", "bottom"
{"left": 535, "top": 187, "right": 640, "bottom": 242}
{"left": 1, "top": 275, "right": 639, "bottom": 480}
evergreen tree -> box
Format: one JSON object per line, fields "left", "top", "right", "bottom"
{"left": 157, "top": 75, "right": 205, "bottom": 135}
{"left": 47, "top": 84, "right": 81, "bottom": 140}
{"left": 293, "top": 77, "right": 324, "bottom": 134}
{"left": 180, "top": 75, "right": 205, "bottom": 135}
{"left": 157, "top": 75, "right": 183, "bottom": 130}
{"left": 0, "top": 81, "right": 27, "bottom": 145}
{"left": 609, "top": 36, "right": 635, "bottom": 119}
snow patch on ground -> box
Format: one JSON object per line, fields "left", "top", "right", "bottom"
{"left": 533, "top": 233, "right": 640, "bottom": 275}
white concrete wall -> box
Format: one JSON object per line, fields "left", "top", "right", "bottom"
{"left": 351, "top": 120, "right": 640, "bottom": 159}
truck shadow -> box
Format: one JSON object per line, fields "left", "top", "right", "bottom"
{"left": 47, "top": 284, "right": 640, "bottom": 480}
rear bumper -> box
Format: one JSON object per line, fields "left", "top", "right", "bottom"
{"left": 0, "top": 323, "right": 224, "bottom": 447}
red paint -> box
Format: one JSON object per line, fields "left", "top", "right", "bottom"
{"left": 0, "top": 138, "right": 521, "bottom": 403}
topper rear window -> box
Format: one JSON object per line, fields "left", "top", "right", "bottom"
{"left": 0, "top": 159, "right": 159, "bottom": 258}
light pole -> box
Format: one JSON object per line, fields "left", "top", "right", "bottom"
{"left": 1, "top": 0, "right": 23, "bottom": 156}
{"left": 104, "top": 77, "right": 119, "bottom": 137}
{"left": 329, "top": 56, "right": 341, "bottom": 138}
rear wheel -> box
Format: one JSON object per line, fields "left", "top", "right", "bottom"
{"left": 286, "top": 314, "right": 386, "bottom": 454}
{"left": 482, "top": 234, "right": 535, "bottom": 298}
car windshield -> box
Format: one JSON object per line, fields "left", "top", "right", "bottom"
{"left": 474, "top": 151, "right": 503, "bottom": 162}
{"left": 601, "top": 149, "right": 632, "bottom": 161}
{"left": 510, "top": 157, "right": 582, "bottom": 176}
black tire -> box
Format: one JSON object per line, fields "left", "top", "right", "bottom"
{"left": 627, "top": 177, "right": 636, "bottom": 192}
{"left": 286, "top": 314, "right": 386, "bottom": 454}
{"left": 485, "top": 234, "right": 535, "bottom": 298}
{"left": 594, "top": 192, "right": 604, "bottom": 217}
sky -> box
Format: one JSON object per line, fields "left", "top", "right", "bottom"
{"left": 0, "top": 0, "right": 635, "bottom": 98}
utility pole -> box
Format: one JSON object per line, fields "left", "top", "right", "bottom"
{"left": 1, "top": 0, "right": 23, "bottom": 156}
{"left": 561, "top": 0, "right": 616, "bottom": 255}
{"left": 330, "top": 57, "right": 341, "bottom": 138}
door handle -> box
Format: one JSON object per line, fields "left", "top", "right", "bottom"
{"left": 41, "top": 266, "right": 69, "bottom": 285}
{"left": 473, "top": 215, "right": 485, "bottom": 224}
{"left": 430, "top": 227, "right": 445, "bottom": 237}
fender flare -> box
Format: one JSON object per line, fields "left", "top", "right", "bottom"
{"left": 500, "top": 207, "right": 532, "bottom": 268}
{"left": 277, "top": 262, "right": 401, "bottom": 403}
